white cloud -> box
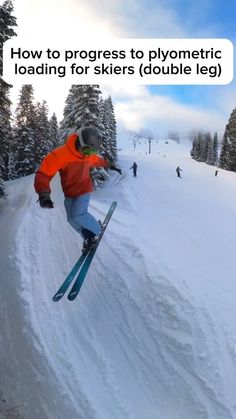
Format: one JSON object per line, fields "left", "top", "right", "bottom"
{"left": 72, "top": 0, "right": 186, "bottom": 38}
{"left": 14, "top": 0, "right": 120, "bottom": 39}
{"left": 113, "top": 87, "right": 226, "bottom": 136}
{"left": 102, "top": 85, "right": 147, "bottom": 100}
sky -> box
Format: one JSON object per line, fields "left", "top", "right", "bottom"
{"left": 6, "top": 0, "right": 236, "bottom": 138}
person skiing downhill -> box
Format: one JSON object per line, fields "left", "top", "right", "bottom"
{"left": 130, "top": 162, "right": 137, "bottom": 177}
{"left": 34, "top": 126, "right": 121, "bottom": 252}
{"left": 176, "top": 166, "right": 182, "bottom": 178}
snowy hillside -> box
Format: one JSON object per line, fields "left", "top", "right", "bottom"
{"left": 1, "top": 138, "right": 236, "bottom": 419}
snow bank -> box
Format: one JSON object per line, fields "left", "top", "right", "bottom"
{"left": 0, "top": 138, "right": 236, "bottom": 419}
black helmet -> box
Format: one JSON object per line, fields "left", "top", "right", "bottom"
{"left": 77, "top": 126, "right": 102, "bottom": 151}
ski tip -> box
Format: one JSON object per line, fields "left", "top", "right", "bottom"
{"left": 52, "top": 292, "right": 63, "bottom": 302}
{"left": 111, "top": 201, "right": 117, "bottom": 209}
{"left": 67, "top": 292, "right": 77, "bottom": 301}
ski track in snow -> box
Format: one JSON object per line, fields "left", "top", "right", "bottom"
{"left": 1, "top": 140, "right": 236, "bottom": 419}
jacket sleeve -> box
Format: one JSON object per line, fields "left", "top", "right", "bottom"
{"left": 89, "top": 155, "right": 110, "bottom": 169}
{"left": 34, "top": 151, "right": 61, "bottom": 194}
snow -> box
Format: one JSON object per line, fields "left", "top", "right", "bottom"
{"left": 1, "top": 138, "right": 236, "bottom": 419}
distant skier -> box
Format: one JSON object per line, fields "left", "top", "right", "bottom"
{"left": 130, "top": 162, "right": 138, "bottom": 177}
{"left": 215, "top": 170, "right": 218, "bottom": 177}
{"left": 176, "top": 166, "right": 182, "bottom": 178}
{"left": 34, "top": 126, "right": 122, "bottom": 252}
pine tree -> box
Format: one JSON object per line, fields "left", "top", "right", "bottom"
{"left": 219, "top": 109, "right": 236, "bottom": 171}
{"left": 198, "top": 132, "right": 210, "bottom": 162}
{"left": 49, "top": 113, "right": 59, "bottom": 149}
{"left": 7, "top": 147, "right": 16, "bottom": 180}
{"left": 226, "top": 108, "right": 236, "bottom": 171}
{"left": 219, "top": 128, "right": 230, "bottom": 169}
{"left": 206, "top": 134, "right": 214, "bottom": 165}
{"left": 191, "top": 131, "right": 219, "bottom": 166}
{"left": 213, "top": 132, "right": 218, "bottom": 165}
{"left": 14, "top": 85, "right": 38, "bottom": 177}
{"left": 0, "top": 78, "right": 13, "bottom": 180}
{"left": 104, "top": 96, "right": 117, "bottom": 161}
{"left": 0, "top": 0, "right": 17, "bottom": 74}
{"left": 0, "top": 154, "right": 5, "bottom": 196}
{"left": 0, "top": 177, "right": 6, "bottom": 196}
{"left": 194, "top": 133, "right": 203, "bottom": 161}
{"left": 0, "top": 0, "right": 17, "bottom": 188}
{"left": 34, "top": 100, "right": 53, "bottom": 167}
{"left": 59, "top": 85, "right": 102, "bottom": 143}
{"left": 98, "top": 97, "right": 105, "bottom": 133}
{"left": 78, "top": 85, "right": 102, "bottom": 128}
{"left": 190, "top": 136, "right": 197, "bottom": 158}
{"left": 99, "top": 97, "right": 111, "bottom": 157}
{"left": 99, "top": 96, "right": 118, "bottom": 161}
{"left": 59, "top": 85, "right": 84, "bottom": 143}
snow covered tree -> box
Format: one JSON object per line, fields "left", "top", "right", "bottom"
{"left": 219, "top": 128, "right": 230, "bottom": 170}
{"left": 13, "top": 85, "right": 38, "bottom": 177}
{"left": 78, "top": 85, "right": 102, "bottom": 128}
{"left": 0, "top": 154, "right": 5, "bottom": 196}
{"left": 0, "top": 78, "right": 13, "bottom": 180}
{"left": 206, "top": 134, "right": 214, "bottom": 165}
{"left": 104, "top": 96, "right": 117, "bottom": 161}
{"left": 0, "top": 177, "right": 6, "bottom": 196}
{"left": 59, "top": 85, "right": 83, "bottom": 142}
{"left": 49, "top": 112, "right": 59, "bottom": 149}
{"left": 0, "top": 0, "right": 17, "bottom": 186}
{"left": 99, "top": 96, "right": 118, "bottom": 161}
{"left": 0, "top": 0, "right": 17, "bottom": 74}
{"left": 219, "top": 109, "right": 236, "bottom": 171}
{"left": 59, "top": 85, "right": 102, "bottom": 143}
{"left": 100, "top": 98, "right": 110, "bottom": 151}
{"left": 34, "top": 100, "right": 53, "bottom": 167}
{"left": 191, "top": 132, "right": 218, "bottom": 167}
{"left": 190, "top": 136, "right": 197, "bottom": 158}
{"left": 198, "top": 132, "right": 211, "bottom": 162}
{"left": 213, "top": 132, "right": 218, "bottom": 165}
{"left": 190, "top": 132, "right": 203, "bottom": 161}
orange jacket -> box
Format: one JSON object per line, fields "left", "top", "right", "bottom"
{"left": 34, "top": 133, "right": 110, "bottom": 197}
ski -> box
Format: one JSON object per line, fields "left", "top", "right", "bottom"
{"left": 67, "top": 201, "right": 117, "bottom": 301}
{"left": 52, "top": 251, "right": 89, "bottom": 302}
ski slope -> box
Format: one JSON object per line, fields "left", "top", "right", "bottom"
{"left": 1, "top": 138, "right": 236, "bottom": 419}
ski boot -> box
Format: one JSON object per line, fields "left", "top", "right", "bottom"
{"left": 98, "top": 219, "right": 105, "bottom": 232}
{"left": 81, "top": 227, "right": 100, "bottom": 253}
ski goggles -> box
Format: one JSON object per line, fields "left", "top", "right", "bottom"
{"left": 81, "top": 146, "right": 97, "bottom": 156}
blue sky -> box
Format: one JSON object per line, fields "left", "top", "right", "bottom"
{"left": 11, "top": 0, "right": 236, "bottom": 137}
{"left": 146, "top": 0, "right": 236, "bottom": 38}
{"left": 147, "top": 0, "right": 236, "bottom": 114}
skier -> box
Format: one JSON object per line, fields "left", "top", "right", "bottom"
{"left": 176, "top": 166, "right": 182, "bottom": 178}
{"left": 130, "top": 162, "right": 137, "bottom": 177}
{"left": 215, "top": 170, "right": 218, "bottom": 177}
{"left": 34, "top": 126, "right": 122, "bottom": 252}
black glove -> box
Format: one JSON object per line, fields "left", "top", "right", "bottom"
{"left": 38, "top": 192, "right": 54, "bottom": 208}
{"left": 110, "top": 165, "right": 122, "bottom": 175}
